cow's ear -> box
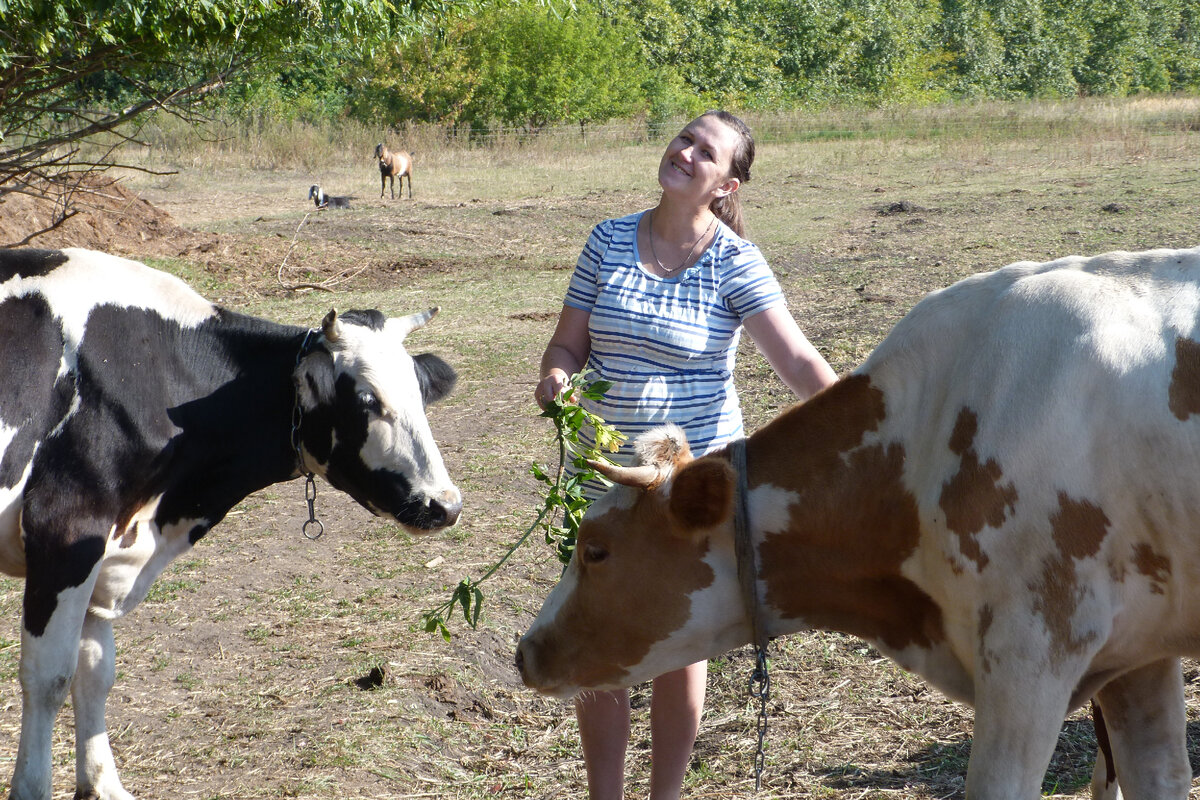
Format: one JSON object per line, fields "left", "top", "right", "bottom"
{"left": 414, "top": 353, "right": 457, "bottom": 405}
{"left": 668, "top": 456, "right": 735, "bottom": 531}
{"left": 295, "top": 350, "right": 336, "bottom": 407}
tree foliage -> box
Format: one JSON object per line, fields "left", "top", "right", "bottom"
{"left": 337, "top": 0, "right": 1200, "bottom": 130}
{"left": 347, "top": 0, "right": 655, "bottom": 128}
{"left": 465, "top": 3, "right": 652, "bottom": 127}
{"left": 0, "top": 0, "right": 458, "bottom": 236}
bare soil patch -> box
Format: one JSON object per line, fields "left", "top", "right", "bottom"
{"left": 0, "top": 177, "right": 213, "bottom": 256}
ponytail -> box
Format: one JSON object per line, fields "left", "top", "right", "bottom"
{"left": 710, "top": 193, "right": 745, "bottom": 238}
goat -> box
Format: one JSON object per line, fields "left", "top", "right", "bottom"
{"left": 375, "top": 143, "right": 413, "bottom": 199}
{"left": 308, "top": 185, "right": 352, "bottom": 209}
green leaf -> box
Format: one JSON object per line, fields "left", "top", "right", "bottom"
{"left": 455, "top": 580, "right": 474, "bottom": 621}
{"left": 419, "top": 370, "right": 623, "bottom": 637}
{"left": 470, "top": 586, "right": 484, "bottom": 626}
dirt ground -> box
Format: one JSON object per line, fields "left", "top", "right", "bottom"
{"left": 3, "top": 120, "right": 1200, "bottom": 800}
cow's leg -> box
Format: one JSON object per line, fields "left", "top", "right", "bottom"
{"left": 1090, "top": 658, "right": 1189, "bottom": 800}
{"left": 1090, "top": 749, "right": 1121, "bottom": 800}
{"left": 11, "top": 576, "right": 99, "bottom": 800}
{"left": 72, "top": 613, "right": 134, "bottom": 800}
{"left": 966, "top": 673, "right": 1073, "bottom": 799}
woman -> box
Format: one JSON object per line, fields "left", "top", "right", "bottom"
{"left": 534, "top": 110, "right": 837, "bottom": 800}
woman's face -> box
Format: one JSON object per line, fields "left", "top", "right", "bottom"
{"left": 657, "top": 115, "right": 742, "bottom": 205}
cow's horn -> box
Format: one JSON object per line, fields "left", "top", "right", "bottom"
{"left": 587, "top": 459, "right": 666, "bottom": 489}
{"left": 322, "top": 308, "right": 341, "bottom": 342}
{"left": 394, "top": 306, "right": 439, "bottom": 338}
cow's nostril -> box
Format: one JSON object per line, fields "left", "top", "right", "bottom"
{"left": 429, "top": 491, "right": 462, "bottom": 527}
{"left": 427, "top": 501, "right": 458, "bottom": 528}
{"left": 514, "top": 645, "right": 526, "bottom": 676}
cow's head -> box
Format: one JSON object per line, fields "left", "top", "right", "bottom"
{"left": 293, "top": 307, "right": 461, "bottom": 533}
{"left": 515, "top": 425, "right": 750, "bottom": 698}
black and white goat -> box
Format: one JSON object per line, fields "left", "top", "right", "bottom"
{"left": 308, "top": 185, "right": 352, "bottom": 209}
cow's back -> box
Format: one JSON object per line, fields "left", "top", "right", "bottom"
{"left": 0, "top": 248, "right": 219, "bottom": 576}
{"left": 862, "top": 245, "right": 1200, "bottom": 663}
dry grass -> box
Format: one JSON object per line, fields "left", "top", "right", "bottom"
{"left": 3, "top": 97, "right": 1200, "bottom": 798}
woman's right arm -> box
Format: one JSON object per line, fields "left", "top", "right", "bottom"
{"left": 535, "top": 304, "right": 592, "bottom": 408}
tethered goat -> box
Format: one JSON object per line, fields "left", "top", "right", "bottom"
{"left": 308, "top": 185, "right": 352, "bottom": 209}
{"left": 375, "top": 143, "right": 413, "bottom": 199}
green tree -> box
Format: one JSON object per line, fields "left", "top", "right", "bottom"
{"left": 348, "top": 20, "right": 480, "bottom": 125}
{"left": 1073, "top": 0, "right": 1152, "bottom": 93}
{"left": 615, "top": 0, "right": 784, "bottom": 108}
{"left": 937, "top": 0, "right": 1006, "bottom": 96}
{"left": 749, "top": 0, "right": 864, "bottom": 103}
{"left": 983, "top": 0, "right": 1083, "bottom": 96}
{"left": 0, "top": 0, "right": 455, "bottom": 239}
{"left": 1169, "top": 0, "right": 1200, "bottom": 88}
{"left": 840, "top": 0, "right": 947, "bottom": 103}
{"left": 462, "top": 2, "right": 650, "bottom": 128}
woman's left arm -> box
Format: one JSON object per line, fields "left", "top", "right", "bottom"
{"left": 742, "top": 305, "right": 839, "bottom": 401}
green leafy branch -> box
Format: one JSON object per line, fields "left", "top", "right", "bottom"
{"left": 420, "top": 371, "right": 626, "bottom": 641}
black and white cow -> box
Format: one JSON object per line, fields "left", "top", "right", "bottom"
{"left": 0, "top": 247, "right": 462, "bottom": 800}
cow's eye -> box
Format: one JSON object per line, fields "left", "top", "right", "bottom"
{"left": 582, "top": 542, "right": 608, "bottom": 565}
{"left": 358, "top": 391, "right": 381, "bottom": 414}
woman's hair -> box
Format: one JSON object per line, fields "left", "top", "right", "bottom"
{"left": 703, "top": 110, "right": 755, "bottom": 237}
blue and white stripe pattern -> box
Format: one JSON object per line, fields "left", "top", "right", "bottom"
{"left": 565, "top": 210, "right": 785, "bottom": 497}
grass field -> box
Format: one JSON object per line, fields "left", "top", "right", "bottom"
{"left": 2, "top": 96, "right": 1200, "bottom": 799}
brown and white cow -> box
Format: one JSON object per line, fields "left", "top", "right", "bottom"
{"left": 516, "top": 245, "right": 1200, "bottom": 799}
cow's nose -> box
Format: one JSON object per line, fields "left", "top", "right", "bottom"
{"left": 428, "top": 490, "right": 462, "bottom": 528}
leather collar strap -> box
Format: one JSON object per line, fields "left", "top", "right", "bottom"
{"left": 729, "top": 436, "right": 772, "bottom": 790}
{"left": 730, "top": 437, "right": 767, "bottom": 650}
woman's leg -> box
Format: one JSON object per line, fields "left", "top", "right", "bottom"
{"left": 648, "top": 661, "right": 708, "bottom": 800}
{"left": 576, "top": 688, "right": 632, "bottom": 800}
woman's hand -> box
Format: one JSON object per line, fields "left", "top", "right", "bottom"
{"left": 534, "top": 370, "right": 572, "bottom": 409}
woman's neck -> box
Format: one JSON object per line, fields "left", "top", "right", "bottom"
{"left": 652, "top": 196, "right": 716, "bottom": 241}
{"left": 641, "top": 200, "right": 719, "bottom": 277}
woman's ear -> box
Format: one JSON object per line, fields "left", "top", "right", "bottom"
{"left": 714, "top": 176, "right": 741, "bottom": 199}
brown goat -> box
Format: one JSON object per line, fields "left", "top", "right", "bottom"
{"left": 375, "top": 143, "right": 413, "bottom": 199}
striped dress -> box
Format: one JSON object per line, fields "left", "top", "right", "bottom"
{"left": 564, "top": 210, "right": 786, "bottom": 498}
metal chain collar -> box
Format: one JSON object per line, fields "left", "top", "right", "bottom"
{"left": 730, "top": 437, "right": 771, "bottom": 790}
{"left": 749, "top": 646, "right": 771, "bottom": 789}
{"left": 291, "top": 329, "right": 324, "bottom": 540}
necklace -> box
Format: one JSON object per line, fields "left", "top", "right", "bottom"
{"left": 648, "top": 209, "right": 716, "bottom": 275}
